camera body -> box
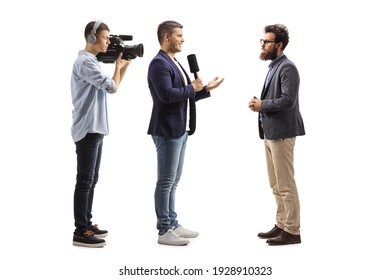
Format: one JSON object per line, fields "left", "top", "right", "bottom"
{"left": 97, "top": 35, "right": 144, "bottom": 63}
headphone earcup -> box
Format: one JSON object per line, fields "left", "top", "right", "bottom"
{"left": 88, "top": 20, "right": 102, "bottom": 44}
{"left": 87, "top": 33, "right": 96, "bottom": 44}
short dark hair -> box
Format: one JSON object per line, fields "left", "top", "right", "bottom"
{"left": 84, "top": 21, "right": 110, "bottom": 41}
{"left": 157, "top": 20, "right": 183, "bottom": 45}
{"left": 264, "top": 24, "right": 289, "bottom": 50}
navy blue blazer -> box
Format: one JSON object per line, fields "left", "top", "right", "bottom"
{"left": 259, "top": 55, "right": 305, "bottom": 140}
{"left": 147, "top": 50, "right": 210, "bottom": 138}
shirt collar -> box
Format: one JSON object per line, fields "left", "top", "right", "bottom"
{"left": 79, "top": 50, "right": 98, "bottom": 61}
{"left": 269, "top": 54, "right": 286, "bottom": 69}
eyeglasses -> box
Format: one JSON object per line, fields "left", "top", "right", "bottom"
{"left": 260, "top": 39, "right": 276, "bottom": 45}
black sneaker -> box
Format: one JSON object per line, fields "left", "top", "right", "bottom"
{"left": 73, "top": 230, "right": 106, "bottom": 248}
{"left": 88, "top": 224, "right": 108, "bottom": 238}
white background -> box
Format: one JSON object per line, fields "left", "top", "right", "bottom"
{"left": 1, "top": 0, "right": 389, "bottom": 279}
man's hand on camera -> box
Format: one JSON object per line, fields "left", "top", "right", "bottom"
{"left": 116, "top": 52, "right": 131, "bottom": 69}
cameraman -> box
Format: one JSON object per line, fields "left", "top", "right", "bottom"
{"left": 70, "top": 20, "right": 131, "bottom": 248}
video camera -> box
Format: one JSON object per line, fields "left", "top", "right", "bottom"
{"left": 97, "top": 35, "right": 144, "bottom": 63}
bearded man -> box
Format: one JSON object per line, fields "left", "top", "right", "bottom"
{"left": 248, "top": 24, "right": 305, "bottom": 246}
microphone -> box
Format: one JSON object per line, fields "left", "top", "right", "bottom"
{"left": 187, "top": 54, "right": 199, "bottom": 79}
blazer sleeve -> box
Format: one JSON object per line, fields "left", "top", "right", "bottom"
{"left": 195, "top": 86, "right": 211, "bottom": 101}
{"left": 261, "top": 62, "right": 300, "bottom": 112}
{"left": 148, "top": 57, "right": 196, "bottom": 104}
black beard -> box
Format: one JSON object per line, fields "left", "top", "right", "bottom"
{"left": 265, "top": 47, "right": 278, "bottom": 61}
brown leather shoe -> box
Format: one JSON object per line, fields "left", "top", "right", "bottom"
{"left": 257, "top": 225, "right": 283, "bottom": 239}
{"left": 266, "top": 231, "right": 301, "bottom": 245}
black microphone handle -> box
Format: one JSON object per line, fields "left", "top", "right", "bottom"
{"left": 187, "top": 54, "right": 199, "bottom": 79}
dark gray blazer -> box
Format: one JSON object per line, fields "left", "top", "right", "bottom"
{"left": 259, "top": 55, "right": 305, "bottom": 140}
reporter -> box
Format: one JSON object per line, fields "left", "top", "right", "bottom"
{"left": 147, "top": 20, "right": 224, "bottom": 246}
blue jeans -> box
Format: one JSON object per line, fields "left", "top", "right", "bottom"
{"left": 74, "top": 133, "right": 104, "bottom": 233}
{"left": 152, "top": 133, "right": 188, "bottom": 235}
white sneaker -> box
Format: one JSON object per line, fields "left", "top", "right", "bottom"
{"left": 173, "top": 225, "right": 199, "bottom": 238}
{"left": 158, "top": 229, "right": 190, "bottom": 246}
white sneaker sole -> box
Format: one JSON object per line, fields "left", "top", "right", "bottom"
{"left": 157, "top": 240, "right": 189, "bottom": 246}
{"left": 73, "top": 241, "right": 106, "bottom": 248}
{"left": 94, "top": 233, "right": 108, "bottom": 238}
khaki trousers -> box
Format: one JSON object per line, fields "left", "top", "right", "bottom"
{"left": 265, "top": 137, "right": 300, "bottom": 235}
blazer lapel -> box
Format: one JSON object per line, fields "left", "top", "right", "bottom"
{"left": 176, "top": 60, "right": 192, "bottom": 85}
{"left": 260, "top": 56, "right": 286, "bottom": 99}
{"left": 175, "top": 60, "right": 196, "bottom": 134}
{"left": 158, "top": 50, "right": 196, "bottom": 135}
{"left": 159, "top": 51, "right": 187, "bottom": 86}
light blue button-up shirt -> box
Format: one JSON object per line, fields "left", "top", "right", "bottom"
{"left": 71, "top": 50, "right": 115, "bottom": 142}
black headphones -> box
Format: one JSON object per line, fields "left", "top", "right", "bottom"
{"left": 87, "top": 20, "right": 102, "bottom": 44}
